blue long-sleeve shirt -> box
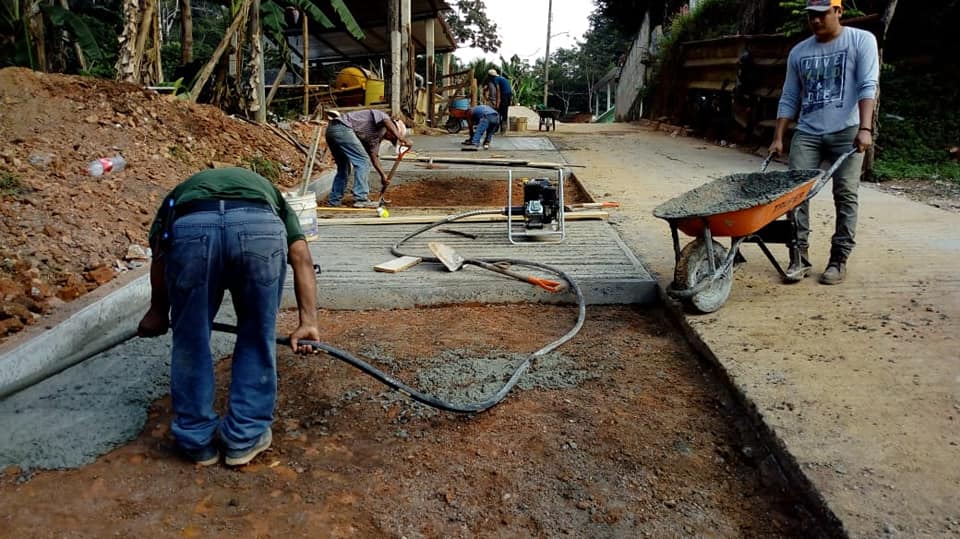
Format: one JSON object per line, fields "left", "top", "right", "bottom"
{"left": 777, "top": 27, "right": 879, "bottom": 135}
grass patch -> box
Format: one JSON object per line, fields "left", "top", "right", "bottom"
{"left": 0, "top": 171, "right": 26, "bottom": 197}
{"left": 874, "top": 62, "right": 960, "bottom": 182}
{"left": 241, "top": 155, "right": 281, "bottom": 183}
{"left": 168, "top": 145, "right": 189, "bottom": 162}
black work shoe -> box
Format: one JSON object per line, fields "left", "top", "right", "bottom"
{"left": 783, "top": 248, "right": 812, "bottom": 283}
{"left": 225, "top": 428, "right": 272, "bottom": 467}
{"left": 180, "top": 444, "right": 219, "bottom": 466}
{"left": 819, "top": 261, "right": 846, "bottom": 285}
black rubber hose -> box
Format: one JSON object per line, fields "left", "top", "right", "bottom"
{"left": 214, "top": 208, "right": 586, "bottom": 414}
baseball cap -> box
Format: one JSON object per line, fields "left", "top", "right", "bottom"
{"left": 806, "top": 0, "right": 841, "bottom": 11}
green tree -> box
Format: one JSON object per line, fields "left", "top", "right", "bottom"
{"left": 443, "top": 0, "right": 500, "bottom": 53}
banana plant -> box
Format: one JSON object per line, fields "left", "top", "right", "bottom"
{"left": 260, "top": 0, "right": 363, "bottom": 62}
{"left": 43, "top": 3, "right": 107, "bottom": 68}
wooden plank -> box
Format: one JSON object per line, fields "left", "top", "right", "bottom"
{"left": 316, "top": 210, "right": 609, "bottom": 226}
{"left": 374, "top": 256, "right": 423, "bottom": 273}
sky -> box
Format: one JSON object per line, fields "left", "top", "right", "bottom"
{"left": 452, "top": 0, "right": 597, "bottom": 65}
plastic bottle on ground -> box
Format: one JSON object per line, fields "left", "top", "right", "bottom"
{"left": 87, "top": 156, "right": 127, "bottom": 177}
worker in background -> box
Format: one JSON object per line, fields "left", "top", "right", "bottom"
{"left": 461, "top": 104, "right": 501, "bottom": 151}
{"left": 487, "top": 69, "right": 513, "bottom": 134}
{"left": 324, "top": 109, "right": 413, "bottom": 208}
{"left": 137, "top": 167, "right": 321, "bottom": 467}
{"left": 768, "top": 0, "right": 879, "bottom": 285}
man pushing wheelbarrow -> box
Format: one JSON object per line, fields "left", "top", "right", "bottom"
{"left": 653, "top": 0, "right": 879, "bottom": 313}
{"left": 768, "top": 0, "right": 879, "bottom": 285}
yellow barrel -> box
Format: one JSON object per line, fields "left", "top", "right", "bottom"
{"left": 365, "top": 79, "right": 385, "bottom": 105}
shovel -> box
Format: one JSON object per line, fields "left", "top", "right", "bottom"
{"left": 378, "top": 144, "right": 410, "bottom": 208}
{"left": 428, "top": 242, "right": 567, "bottom": 293}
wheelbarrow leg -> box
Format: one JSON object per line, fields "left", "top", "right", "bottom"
{"left": 702, "top": 219, "right": 716, "bottom": 274}
{"left": 670, "top": 223, "right": 681, "bottom": 266}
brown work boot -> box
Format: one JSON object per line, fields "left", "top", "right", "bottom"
{"left": 783, "top": 247, "right": 811, "bottom": 283}
{"left": 819, "top": 258, "right": 847, "bottom": 285}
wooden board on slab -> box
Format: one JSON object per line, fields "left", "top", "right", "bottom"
{"left": 374, "top": 256, "right": 423, "bottom": 273}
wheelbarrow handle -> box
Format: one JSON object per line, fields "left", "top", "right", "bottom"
{"left": 760, "top": 152, "right": 775, "bottom": 172}
{"left": 806, "top": 147, "right": 858, "bottom": 202}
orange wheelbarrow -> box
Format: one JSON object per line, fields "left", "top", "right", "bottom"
{"left": 653, "top": 148, "right": 856, "bottom": 313}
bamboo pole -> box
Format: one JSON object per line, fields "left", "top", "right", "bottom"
{"left": 265, "top": 63, "right": 287, "bottom": 108}
{"left": 188, "top": 0, "right": 252, "bottom": 102}
{"left": 302, "top": 10, "right": 309, "bottom": 116}
{"left": 426, "top": 18, "right": 435, "bottom": 127}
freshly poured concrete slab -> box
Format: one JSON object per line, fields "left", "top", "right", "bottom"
{"left": 0, "top": 300, "right": 237, "bottom": 470}
{"left": 288, "top": 220, "right": 656, "bottom": 310}
{"left": 412, "top": 134, "right": 558, "bottom": 154}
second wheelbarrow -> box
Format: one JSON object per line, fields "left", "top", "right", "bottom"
{"left": 653, "top": 148, "right": 856, "bottom": 313}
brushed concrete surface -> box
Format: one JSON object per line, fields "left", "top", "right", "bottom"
{"left": 296, "top": 220, "right": 656, "bottom": 310}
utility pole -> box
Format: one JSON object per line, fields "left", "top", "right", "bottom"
{"left": 543, "top": 0, "right": 552, "bottom": 108}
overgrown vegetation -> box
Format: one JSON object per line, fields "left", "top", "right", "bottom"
{"left": 647, "top": 0, "right": 740, "bottom": 119}
{"left": 873, "top": 63, "right": 960, "bottom": 182}
{"left": 241, "top": 155, "right": 281, "bottom": 183}
{"left": 777, "top": 0, "right": 863, "bottom": 35}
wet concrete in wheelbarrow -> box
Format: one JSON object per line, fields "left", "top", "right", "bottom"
{"left": 653, "top": 169, "right": 822, "bottom": 220}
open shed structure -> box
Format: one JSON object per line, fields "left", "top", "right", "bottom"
{"left": 282, "top": 0, "right": 458, "bottom": 123}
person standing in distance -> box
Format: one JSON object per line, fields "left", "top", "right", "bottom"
{"left": 324, "top": 109, "right": 413, "bottom": 208}
{"left": 137, "top": 167, "right": 321, "bottom": 467}
{"left": 769, "top": 0, "right": 879, "bottom": 285}
{"left": 487, "top": 69, "right": 513, "bottom": 134}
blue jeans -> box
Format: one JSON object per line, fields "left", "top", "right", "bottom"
{"left": 470, "top": 113, "right": 500, "bottom": 145}
{"left": 326, "top": 121, "right": 371, "bottom": 205}
{"left": 789, "top": 125, "right": 864, "bottom": 260}
{"left": 165, "top": 203, "right": 287, "bottom": 453}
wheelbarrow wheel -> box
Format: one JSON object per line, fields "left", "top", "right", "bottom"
{"left": 675, "top": 238, "right": 733, "bottom": 313}
{"left": 445, "top": 117, "right": 462, "bottom": 134}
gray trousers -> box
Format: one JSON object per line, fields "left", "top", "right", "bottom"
{"left": 788, "top": 125, "right": 864, "bottom": 260}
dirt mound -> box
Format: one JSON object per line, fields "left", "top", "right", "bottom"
{"left": 0, "top": 68, "right": 315, "bottom": 341}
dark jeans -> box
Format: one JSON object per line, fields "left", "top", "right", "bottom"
{"left": 470, "top": 113, "right": 501, "bottom": 145}
{"left": 788, "top": 125, "right": 864, "bottom": 260}
{"left": 497, "top": 96, "right": 511, "bottom": 133}
{"left": 326, "top": 121, "right": 371, "bottom": 205}
{"left": 165, "top": 202, "right": 287, "bottom": 453}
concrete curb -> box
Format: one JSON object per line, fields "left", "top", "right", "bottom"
{"left": 0, "top": 274, "right": 150, "bottom": 400}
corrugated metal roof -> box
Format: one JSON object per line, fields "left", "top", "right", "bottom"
{"left": 286, "top": 0, "right": 457, "bottom": 63}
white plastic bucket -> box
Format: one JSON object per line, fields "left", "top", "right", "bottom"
{"left": 284, "top": 192, "right": 319, "bottom": 241}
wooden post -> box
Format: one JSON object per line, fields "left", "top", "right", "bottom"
{"left": 389, "top": 0, "right": 401, "bottom": 116}
{"left": 400, "top": 0, "right": 412, "bottom": 115}
{"left": 442, "top": 53, "right": 451, "bottom": 101}
{"left": 426, "top": 18, "right": 435, "bottom": 127}
{"left": 250, "top": 0, "right": 266, "bottom": 123}
{"left": 302, "top": 10, "right": 309, "bottom": 116}
{"left": 152, "top": 3, "right": 162, "bottom": 82}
